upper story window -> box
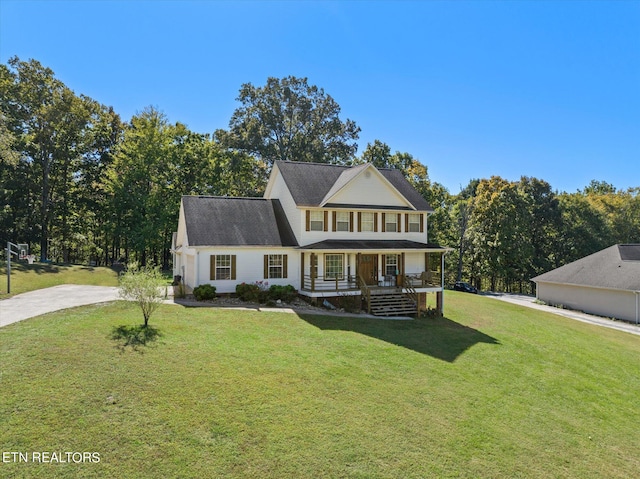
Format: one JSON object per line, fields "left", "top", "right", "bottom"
{"left": 335, "top": 211, "right": 350, "bottom": 231}
{"left": 309, "top": 211, "right": 324, "bottom": 231}
{"left": 384, "top": 213, "right": 398, "bottom": 233}
{"left": 408, "top": 213, "right": 422, "bottom": 232}
{"left": 359, "top": 212, "right": 375, "bottom": 232}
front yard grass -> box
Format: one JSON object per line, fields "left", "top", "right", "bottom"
{"left": 0, "top": 262, "right": 120, "bottom": 297}
{"left": 1, "top": 292, "right": 638, "bottom": 478}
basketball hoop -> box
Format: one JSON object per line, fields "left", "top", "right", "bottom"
{"left": 18, "top": 244, "right": 28, "bottom": 260}
{"left": 5, "top": 241, "right": 29, "bottom": 294}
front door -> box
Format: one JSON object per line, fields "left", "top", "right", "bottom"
{"left": 358, "top": 254, "right": 378, "bottom": 286}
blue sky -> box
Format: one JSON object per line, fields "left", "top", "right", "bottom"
{"left": 1, "top": 0, "right": 639, "bottom": 194}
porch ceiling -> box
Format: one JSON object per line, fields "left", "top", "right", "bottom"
{"left": 300, "top": 239, "right": 447, "bottom": 251}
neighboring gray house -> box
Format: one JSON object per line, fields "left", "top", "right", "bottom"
{"left": 532, "top": 244, "right": 640, "bottom": 323}
{"left": 173, "top": 160, "right": 449, "bottom": 316}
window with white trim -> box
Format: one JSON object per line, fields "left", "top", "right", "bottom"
{"left": 361, "top": 212, "right": 374, "bottom": 232}
{"left": 385, "top": 254, "right": 398, "bottom": 276}
{"left": 268, "top": 254, "right": 284, "bottom": 279}
{"left": 408, "top": 214, "right": 421, "bottom": 232}
{"left": 324, "top": 254, "right": 344, "bottom": 280}
{"left": 310, "top": 211, "right": 324, "bottom": 231}
{"left": 336, "top": 211, "right": 350, "bottom": 231}
{"left": 385, "top": 214, "right": 398, "bottom": 232}
{"left": 215, "top": 255, "right": 232, "bottom": 280}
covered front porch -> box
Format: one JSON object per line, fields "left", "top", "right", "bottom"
{"left": 298, "top": 240, "right": 448, "bottom": 315}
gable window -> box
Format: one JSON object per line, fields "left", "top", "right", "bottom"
{"left": 264, "top": 254, "right": 288, "bottom": 279}
{"left": 309, "top": 211, "right": 324, "bottom": 231}
{"left": 408, "top": 213, "right": 422, "bottom": 232}
{"left": 359, "top": 212, "right": 375, "bottom": 232}
{"left": 384, "top": 213, "right": 398, "bottom": 233}
{"left": 335, "top": 211, "right": 350, "bottom": 231}
{"left": 324, "top": 254, "right": 344, "bottom": 280}
{"left": 210, "top": 254, "right": 236, "bottom": 280}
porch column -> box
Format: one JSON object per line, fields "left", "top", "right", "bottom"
{"left": 425, "top": 252, "right": 430, "bottom": 287}
{"left": 301, "top": 252, "right": 305, "bottom": 290}
{"left": 439, "top": 252, "right": 445, "bottom": 315}
{"left": 195, "top": 251, "right": 200, "bottom": 287}
{"left": 310, "top": 253, "right": 317, "bottom": 291}
{"left": 401, "top": 252, "right": 405, "bottom": 286}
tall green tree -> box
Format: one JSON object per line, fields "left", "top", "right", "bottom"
{"left": 216, "top": 76, "right": 360, "bottom": 165}
{"left": 0, "top": 57, "right": 103, "bottom": 261}
{"left": 357, "top": 140, "right": 393, "bottom": 168}
{"left": 467, "top": 177, "right": 533, "bottom": 291}
{"left": 517, "top": 177, "right": 563, "bottom": 276}
{"left": 448, "top": 179, "right": 480, "bottom": 283}
{"left": 76, "top": 105, "right": 124, "bottom": 265}
{"left": 557, "top": 192, "right": 612, "bottom": 263}
{"left": 107, "top": 107, "right": 174, "bottom": 265}
{"left": 0, "top": 113, "right": 26, "bottom": 247}
{"left": 613, "top": 188, "right": 640, "bottom": 243}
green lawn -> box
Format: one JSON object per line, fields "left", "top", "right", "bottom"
{"left": 0, "top": 262, "right": 120, "bottom": 297}
{"left": 1, "top": 292, "right": 638, "bottom": 478}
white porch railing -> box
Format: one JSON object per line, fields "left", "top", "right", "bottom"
{"left": 302, "top": 275, "right": 360, "bottom": 292}
{"left": 301, "top": 271, "right": 442, "bottom": 293}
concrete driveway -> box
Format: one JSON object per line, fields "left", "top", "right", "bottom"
{"left": 0, "top": 285, "right": 120, "bottom": 328}
{"left": 483, "top": 292, "right": 640, "bottom": 336}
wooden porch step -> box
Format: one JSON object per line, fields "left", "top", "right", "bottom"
{"left": 368, "top": 292, "right": 417, "bottom": 317}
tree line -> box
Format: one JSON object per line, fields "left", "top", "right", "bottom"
{"left": 1, "top": 56, "right": 638, "bottom": 292}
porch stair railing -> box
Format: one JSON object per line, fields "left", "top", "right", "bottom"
{"left": 367, "top": 290, "right": 417, "bottom": 317}
{"left": 357, "top": 274, "right": 372, "bottom": 315}
{"left": 358, "top": 274, "right": 417, "bottom": 317}
{"left": 399, "top": 274, "right": 419, "bottom": 306}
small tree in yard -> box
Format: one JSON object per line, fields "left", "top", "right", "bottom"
{"left": 118, "top": 263, "right": 165, "bottom": 327}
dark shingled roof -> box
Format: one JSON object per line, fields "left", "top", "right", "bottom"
{"left": 301, "top": 239, "right": 446, "bottom": 250}
{"left": 275, "top": 161, "right": 434, "bottom": 211}
{"left": 532, "top": 244, "right": 640, "bottom": 291}
{"left": 182, "top": 196, "right": 298, "bottom": 247}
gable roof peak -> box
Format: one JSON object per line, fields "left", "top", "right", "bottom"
{"left": 273, "top": 160, "right": 433, "bottom": 211}
{"left": 319, "top": 162, "right": 413, "bottom": 208}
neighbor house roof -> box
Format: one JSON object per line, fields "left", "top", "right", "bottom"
{"left": 182, "top": 196, "right": 298, "bottom": 247}
{"left": 532, "top": 244, "right": 640, "bottom": 292}
{"left": 275, "top": 160, "right": 434, "bottom": 211}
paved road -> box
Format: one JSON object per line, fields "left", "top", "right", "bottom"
{"left": 0, "top": 285, "right": 120, "bottom": 328}
{"left": 483, "top": 292, "right": 640, "bottom": 336}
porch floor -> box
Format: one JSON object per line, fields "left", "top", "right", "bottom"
{"left": 299, "top": 285, "right": 443, "bottom": 298}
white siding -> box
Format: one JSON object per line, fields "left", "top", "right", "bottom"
{"left": 194, "top": 247, "right": 300, "bottom": 294}
{"left": 299, "top": 210, "right": 428, "bottom": 247}
{"left": 537, "top": 282, "right": 637, "bottom": 322}
{"left": 185, "top": 254, "right": 195, "bottom": 289}
{"left": 263, "top": 165, "right": 302, "bottom": 243}
{"left": 327, "top": 170, "right": 410, "bottom": 208}
{"left": 404, "top": 252, "right": 424, "bottom": 275}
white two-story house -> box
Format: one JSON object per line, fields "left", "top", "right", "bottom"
{"left": 173, "top": 161, "right": 448, "bottom": 316}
